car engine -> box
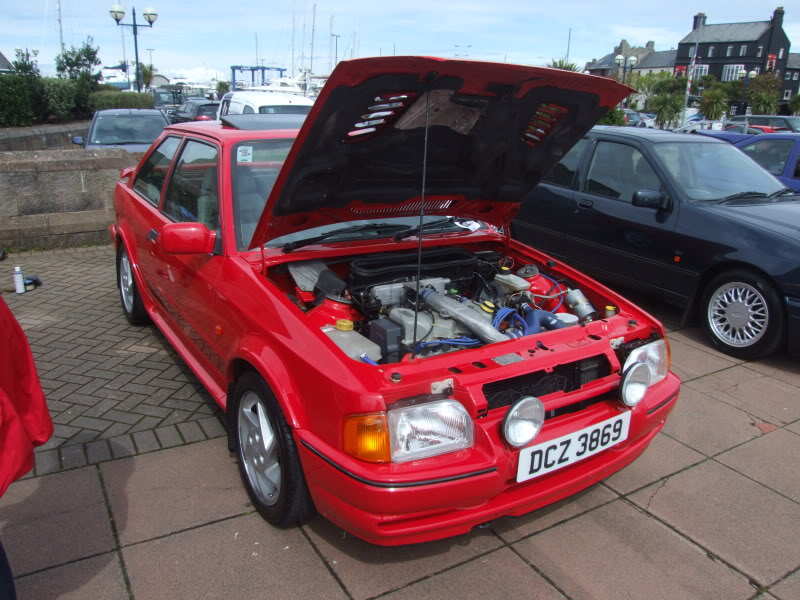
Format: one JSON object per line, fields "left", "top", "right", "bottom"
{"left": 279, "top": 247, "right": 610, "bottom": 365}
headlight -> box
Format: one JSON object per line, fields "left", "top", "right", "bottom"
{"left": 503, "top": 396, "right": 545, "bottom": 447}
{"left": 621, "top": 361, "right": 650, "bottom": 407}
{"left": 388, "top": 399, "right": 473, "bottom": 463}
{"left": 623, "top": 339, "right": 669, "bottom": 386}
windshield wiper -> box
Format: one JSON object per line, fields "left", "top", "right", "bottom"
{"left": 718, "top": 191, "right": 768, "bottom": 203}
{"left": 768, "top": 188, "right": 798, "bottom": 199}
{"left": 282, "top": 223, "right": 407, "bottom": 252}
{"left": 392, "top": 217, "right": 464, "bottom": 241}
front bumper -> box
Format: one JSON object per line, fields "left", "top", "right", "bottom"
{"left": 296, "top": 372, "right": 680, "bottom": 545}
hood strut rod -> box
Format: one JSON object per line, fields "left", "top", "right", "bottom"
{"left": 410, "top": 89, "right": 433, "bottom": 360}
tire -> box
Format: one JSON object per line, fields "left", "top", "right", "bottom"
{"left": 117, "top": 247, "right": 150, "bottom": 326}
{"left": 700, "top": 269, "right": 784, "bottom": 360}
{"left": 232, "top": 371, "right": 315, "bottom": 527}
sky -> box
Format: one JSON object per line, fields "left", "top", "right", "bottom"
{"left": 2, "top": 1, "right": 799, "bottom": 85}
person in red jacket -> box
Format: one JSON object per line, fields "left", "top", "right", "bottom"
{"left": 0, "top": 295, "right": 53, "bottom": 600}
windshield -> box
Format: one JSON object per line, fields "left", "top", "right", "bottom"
{"left": 652, "top": 140, "right": 785, "bottom": 201}
{"left": 90, "top": 115, "right": 166, "bottom": 145}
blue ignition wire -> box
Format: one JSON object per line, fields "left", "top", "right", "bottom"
{"left": 539, "top": 273, "right": 565, "bottom": 311}
{"left": 360, "top": 353, "right": 380, "bottom": 366}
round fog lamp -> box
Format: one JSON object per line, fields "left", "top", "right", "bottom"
{"left": 621, "top": 361, "right": 650, "bottom": 407}
{"left": 503, "top": 396, "right": 545, "bottom": 447}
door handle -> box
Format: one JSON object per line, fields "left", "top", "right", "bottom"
{"left": 578, "top": 199, "right": 593, "bottom": 208}
{"left": 146, "top": 229, "right": 158, "bottom": 243}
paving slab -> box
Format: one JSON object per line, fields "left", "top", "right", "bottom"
{"left": 662, "top": 386, "right": 766, "bottom": 456}
{"left": 716, "top": 428, "right": 800, "bottom": 502}
{"left": 512, "top": 499, "right": 754, "bottom": 600}
{"left": 100, "top": 437, "right": 250, "bottom": 545}
{"left": 603, "top": 432, "right": 705, "bottom": 495}
{"left": 665, "top": 334, "right": 739, "bottom": 382}
{"left": 788, "top": 421, "right": 800, "bottom": 436}
{"left": 302, "top": 517, "right": 503, "bottom": 600}
{"left": 0, "top": 467, "right": 114, "bottom": 575}
{"left": 491, "top": 483, "right": 617, "bottom": 543}
{"left": 685, "top": 366, "right": 800, "bottom": 425}
{"left": 13, "top": 553, "right": 128, "bottom": 600}
{"left": 122, "top": 513, "right": 347, "bottom": 600}
{"left": 381, "top": 546, "right": 564, "bottom": 599}
{"left": 629, "top": 460, "right": 800, "bottom": 586}
{"left": 771, "top": 570, "right": 800, "bottom": 600}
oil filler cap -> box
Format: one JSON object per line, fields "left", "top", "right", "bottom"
{"left": 335, "top": 319, "right": 354, "bottom": 331}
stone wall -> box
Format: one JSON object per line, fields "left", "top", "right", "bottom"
{"left": 0, "top": 121, "right": 91, "bottom": 151}
{"left": 0, "top": 149, "right": 138, "bottom": 250}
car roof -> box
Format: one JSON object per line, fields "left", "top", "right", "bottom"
{"left": 221, "top": 91, "right": 314, "bottom": 105}
{"left": 183, "top": 97, "right": 219, "bottom": 105}
{"left": 94, "top": 108, "right": 167, "bottom": 117}
{"left": 734, "top": 132, "right": 800, "bottom": 144}
{"left": 590, "top": 125, "right": 725, "bottom": 143}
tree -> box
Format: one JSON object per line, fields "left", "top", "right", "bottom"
{"left": 216, "top": 80, "right": 230, "bottom": 96}
{"left": 745, "top": 73, "right": 780, "bottom": 110}
{"left": 55, "top": 37, "right": 102, "bottom": 118}
{"left": 13, "top": 48, "right": 47, "bottom": 122}
{"left": 698, "top": 88, "right": 728, "bottom": 121}
{"left": 789, "top": 94, "right": 800, "bottom": 116}
{"left": 547, "top": 59, "right": 580, "bottom": 72}
{"left": 630, "top": 71, "right": 674, "bottom": 97}
{"left": 751, "top": 91, "right": 777, "bottom": 115}
{"left": 141, "top": 64, "right": 156, "bottom": 90}
{"left": 648, "top": 93, "right": 684, "bottom": 129}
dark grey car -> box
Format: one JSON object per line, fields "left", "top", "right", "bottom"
{"left": 73, "top": 109, "right": 170, "bottom": 153}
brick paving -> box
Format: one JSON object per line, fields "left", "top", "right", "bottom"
{"left": 2, "top": 245, "right": 225, "bottom": 476}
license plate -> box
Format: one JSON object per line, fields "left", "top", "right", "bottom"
{"left": 516, "top": 411, "right": 631, "bottom": 483}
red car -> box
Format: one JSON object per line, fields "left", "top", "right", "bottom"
{"left": 110, "top": 57, "right": 680, "bottom": 545}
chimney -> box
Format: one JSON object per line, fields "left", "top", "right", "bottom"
{"left": 692, "top": 12, "right": 707, "bottom": 30}
{"left": 772, "top": 7, "right": 784, "bottom": 27}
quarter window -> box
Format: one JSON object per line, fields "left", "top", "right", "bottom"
{"left": 740, "top": 139, "right": 793, "bottom": 175}
{"left": 163, "top": 140, "right": 220, "bottom": 229}
{"left": 542, "top": 138, "right": 588, "bottom": 187}
{"left": 133, "top": 136, "right": 181, "bottom": 206}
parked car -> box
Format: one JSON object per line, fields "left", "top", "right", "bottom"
{"left": 216, "top": 91, "right": 314, "bottom": 119}
{"left": 152, "top": 87, "right": 186, "bottom": 117}
{"left": 728, "top": 114, "right": 800, "bottom": 132}
{"left": 724, "top": 123, "right": 777, "bottom": 134}
{"left": 170, "top": 98, "right": 220, "bottom": 123}
{"left": 512, "top": 126, "right": 800, "bottom": 360}
{"left": 734, "top": 133, "right": 800, "bottom": 192}
{"left": 72, "top": 109, "right": 170, "bottom": 152}
{"left": 111, "top": 57, "right": 679, "bottom": 546}
{"left": 623, "top": 109, "right": 647, "bottom": 128}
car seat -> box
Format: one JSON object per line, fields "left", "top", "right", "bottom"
{"left": 237, "top": 166, "right": 267, "bottom": 246}
{"left": 196, "top": 167, "right": 219, "bottom": 229}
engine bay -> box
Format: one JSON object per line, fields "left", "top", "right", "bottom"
{"left": 271, "top": 246, "right": 617, "bottom": 365}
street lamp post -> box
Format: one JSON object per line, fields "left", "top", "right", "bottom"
{"left": 614, "top": 54, "right": 637, "bottom": 85}
{"left": 737, "top": 68, "right": 757, "bottom": 129}
{"left": 110, "top": 5, "right": 158, "bottom": 93}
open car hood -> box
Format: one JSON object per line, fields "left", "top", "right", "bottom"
{"left": 250, "top": 56, "right": 630, "bottom": 248}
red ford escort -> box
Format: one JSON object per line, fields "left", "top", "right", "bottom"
{"left": 110, "top": 56, "right": 680, "bottom": 545}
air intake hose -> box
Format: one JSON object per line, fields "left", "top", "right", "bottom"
{"left": 419, "top": 289, "right": 508, "bottom": 344}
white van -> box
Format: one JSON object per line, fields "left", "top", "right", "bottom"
{"left": 216, "top": 91, "right": 314, "bottom": 120}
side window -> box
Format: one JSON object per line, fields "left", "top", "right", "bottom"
{"left": 584, "top": 141, "right": 657, "bottom": 202}
{"left": 133, "top": 136, "right": 181, "bottom": 206}
{"left": 740, "top": 140, "right": 794, "bottom": 175}
{"left": 542, "top": 138, "right": 587, "bottom": 187}
{"left": 242, "top": 104, "right": 255, "bottom": 114}
{"left": 163, "top": 140, "right": 220, "bottom": 229}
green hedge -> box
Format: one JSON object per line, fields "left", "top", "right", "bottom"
{"left": 0, "top": 74, "right": 34, "bottom": 126}
{"left": 88, "top": 91, "right": 155, "bottom": 111}
{"left": 42, "top": 78, "right": 77, "bottom": 122}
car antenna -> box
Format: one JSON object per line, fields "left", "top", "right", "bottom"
{"left": 410, "top": 77, "right": 435, "bottom": 360}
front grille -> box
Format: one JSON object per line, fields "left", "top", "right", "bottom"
{"left": 481, "top": 355, "right": 612, "bottom": 414}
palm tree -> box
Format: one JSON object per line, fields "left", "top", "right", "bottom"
{"left": 789, "top": 94, "right": 800, "bottom": 116}
{"left": 648, "top": 93, "right": 684, "bottom": 129}
{"left": 698, "top": 88, "right": 728, "bottom": 121}
{"left": 141, "top": 64, "right": 156, "bottom": 90}
{"left": 751, "top": 91, "right": 777, "bottom": 115}
{"left": 547, "top": 59, "right": 580, "bottom": 72}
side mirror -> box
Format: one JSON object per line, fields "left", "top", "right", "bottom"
{"left": 161, "top": 222, "right": 216, "bottom": 254}
{"left": 72, "top": 136, "right": 85, "bottom": 146}
{"left": 632, "top": 189, "right": 670, "bottom": 210}
{"left": 119, "top": 167, "right": 134, "bottom": 181}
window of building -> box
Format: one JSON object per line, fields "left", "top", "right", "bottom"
{"left": 689, "top": 46, "right": 695, "bottom": 58}
{"left": 689, "top": 64, "right": 709, "bottom": 78}
{"left": 757, "top": 46, "right": 763, "bottom": 57}
{"left": 787, "top": 71, "right": 793, "bottom": 80}
{"left": 784, "top": 90, "right": 791, "bottom": 100}
{"left": 722, "top": 64, "right": 745, "bottom": 81}
{"left": 708, "top": 46, "right": 715, "bottom": 57}
{"left": 779, "top": 48, "right": 784, "bottom": 59}
{"left": 740, "top": 45, "right": 747, "bottom": 56}
{"left": 794, "top": 72, "right": 799, "bottom": 81}
{"left": 726, "top": 45, "right": 733, "bottom": 57}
